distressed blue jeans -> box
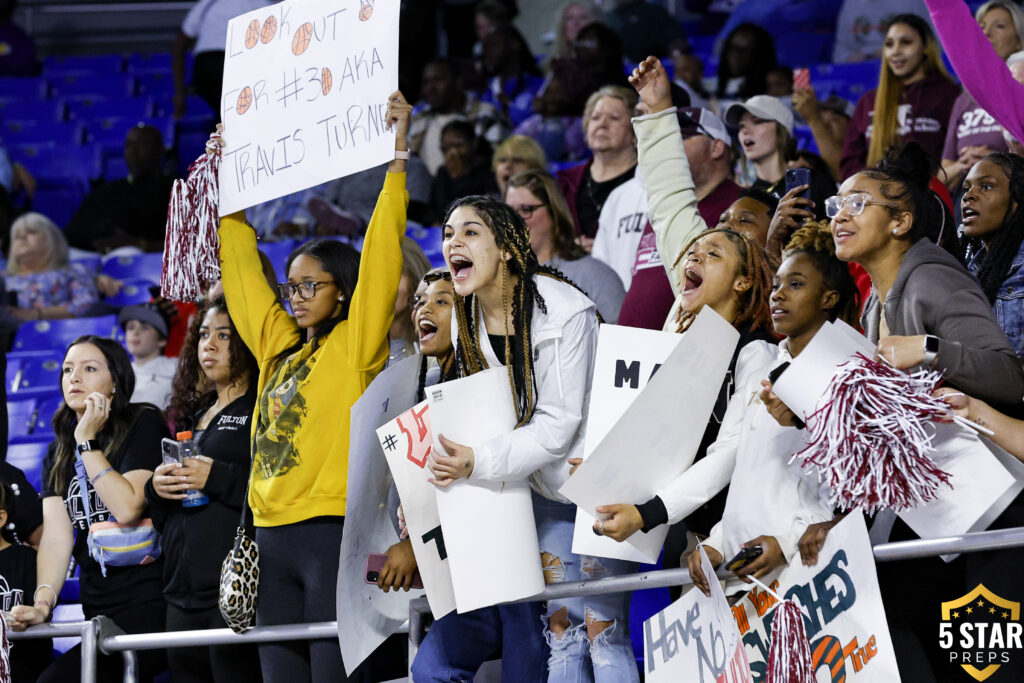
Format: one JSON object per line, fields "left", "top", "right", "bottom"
{"left": 533, "top": 492, "right": 640, "bottom": 683}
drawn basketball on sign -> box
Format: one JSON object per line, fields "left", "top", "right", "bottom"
{"left": 321, "top": 67, "right": 332, "bottom": 96}
{"left": 236, "top": 86, "right": 254, "bottom": 115}
{"left": 260, "top": 15, "right": 277, "bottom": 44}
{"left": 244, "top": 20, "right": 260, "bottom": 49}
{"left": 291, "top": 22, "right": 313, "bottom": 56}
{"left": 359, "top": 0, "right": 374, "bottom": 21}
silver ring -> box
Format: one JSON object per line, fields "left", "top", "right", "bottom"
{"left": 597, "top": 521, "right": 605, "bottom": 536}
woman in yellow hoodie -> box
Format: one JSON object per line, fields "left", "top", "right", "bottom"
{"left": 218, "top": 92, "right": 411, "bottom": 681}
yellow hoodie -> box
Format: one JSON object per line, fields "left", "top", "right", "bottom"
{"left": 219, "top": 172, "right": 407, "bottom": 526}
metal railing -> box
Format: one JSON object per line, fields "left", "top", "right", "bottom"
{"left": 11, "top": 525, "right": 1024, "bottom": 683}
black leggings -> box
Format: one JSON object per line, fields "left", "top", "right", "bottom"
{"left": 38, "top": 599, "right": 167, "bottom": 683}
{"left": 166, "top": 603, "right": 263, "bottom": 683}
{"left": 254, "top": 517, "right": 345, "bottom": 683}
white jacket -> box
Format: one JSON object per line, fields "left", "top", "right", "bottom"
{"left": 592, "top": 167, "right": 648, "bottom": 290}
{"left": 632, "top": 107, "right": 714, "bottom": 332}
{"left": 656, "top": 341, "right": 832, "bottom": 582}
{"left": 451, "top": 275, "right": 599, "bottom": 502}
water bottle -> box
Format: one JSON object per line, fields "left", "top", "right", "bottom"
{"left": 176, "top": 431, "right": 209, "bottom": 508}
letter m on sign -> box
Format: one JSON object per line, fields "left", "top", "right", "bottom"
{"left": 615, "top": 360, "right": 641, "bottom": 388}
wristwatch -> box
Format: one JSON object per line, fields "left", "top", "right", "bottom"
{"left": 394, "top": 149, "right": 410, "bottom": 160}
{"left": 923, "top": 335, "right": 940, "bottom": 367}
{"left": 76, "top": 439, "right": 101, "bottom": 455}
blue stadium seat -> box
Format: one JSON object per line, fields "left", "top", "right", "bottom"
{"left": 10, "top": 143, "right": 102, "bottom": 189}
{"left": 257, "top": 240, "right": 295, "bottom": 279}
{"left": 85, "top": 116, "right": 174, "bottom": 146}
{"left": 64, "top": 97, "right": 153, "bottom": 122}
{"left": 8, "top": 352, "right": 63, "bottom": 398}
{"left": 0, "top": 121, "right": 84, "bottom": 148}
{"left": 100, "top": 252, "right": 163, "bottom": 281}
{"left": 69, "top": 252, "right": 102, "bottom": 274}
{"left": 6, "top": 442, "right": 48, "bottom": 495}
{"left": 31, "top": 182, "right": 87, "bottom": 229}
{"left": 11, "top": 315, "right": 119, "bottom": 353}
{"left": 0, "top": 77, "right": 49, "bottom": 102}
{"left": 0, "top": 99, "right": 65, "bottom": 124}
{"left": 105, "top": 279, "right": 157, "bottom": 307}
{"left": 44, "top": 54, "right": 125, "bottom": 76}
{"left": 32, "top": 395, "right": 62, "bottom": 439}
{"left": 126, "top": 52, "right": 172, "bottom": 74}
{"left": 408, "top": 225, "right": 442, "bottom": 261}
{"left": 7, "top": 398, "right": 37, "bottom": 440}
{"left": 50, "top": 74, "right": 137, "bottom": 100}
{"left": 136, "top": 72, "right": 174, "bottom": 98}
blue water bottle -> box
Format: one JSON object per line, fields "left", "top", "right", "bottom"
{"left": 176, "top": 431, "right": 209, "bottom": 508}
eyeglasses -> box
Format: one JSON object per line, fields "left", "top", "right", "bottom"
{"left": 277, "top": 281, "right": 334, "bottom": 300}
{"left": 825, "top": 194, "right": 899, "bottom": 218}
{"left": 511, "top": 203, "right": 545, "bottom": 219}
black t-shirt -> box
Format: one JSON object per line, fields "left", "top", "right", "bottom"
{"left": 576, "top": 165, "right": 636, "bottom": 239}
{"left": 0, "top": 461, "right": 43, "bottom": 546}
{"left": 0, "top": 544, "right": 51, "bottom": 678}
{"left": 145, "top": 390, "right": 256, "bottom": 609}
{"left": 41, "top": 406, "right": 168, "bottom": 613}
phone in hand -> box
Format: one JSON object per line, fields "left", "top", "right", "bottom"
{"left": 364, "top": 552, "right": 424, "bottom": 589}
{"left": 793, "top": 67, "right": 811, "bottom": 91}
{"left": 785, "top": 168, "right": 811, "bottom": 200}
{"left": 725, "top": 545, "right": 763, "bottom": 572}
{"left": 161, "top": 438, "right": 182, "bottom": 467}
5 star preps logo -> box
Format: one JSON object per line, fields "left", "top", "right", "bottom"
{"left": 940, "top": 585, "right": 1023, "bottom": 681}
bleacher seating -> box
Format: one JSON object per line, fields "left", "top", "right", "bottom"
{"left": 7, "top": 397, "right": 38, "bottom": 442}
{"left": 6, "top": 441, "right": 48, "bottom": 494}
{"left": 105, "top": 279, "right": 158, "bottom": 307}
{"left": 7, "top": 351, "right": 63, "bottom": 398}
{"left": 101, "top": 252, "right": 164, "bottom": 281}
{"left": 11, "top": 315, "right": 119, "bottom": 353}
{"left": 43, "top": 54, "right": 125, "bottom": 76}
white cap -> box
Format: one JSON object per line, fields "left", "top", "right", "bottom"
{"left": 725, "top": 95, "right": 794, "bottom": 135}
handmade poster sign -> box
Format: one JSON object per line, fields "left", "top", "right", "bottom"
{"left": 770, "top": 321, "right": 1024, "bottom": 546}
{"left": 377, "top": 399, "right": 457, "bottom": 620}
{"left": 560, "top": 308, "right": 739, "bottom": 563}
{"left": 731, "top": 514, "right": 901, "bottom": 682}
{"left": 338, "top": 354, "right": 421, "bottom": 674}
{"left": 219, "top": 0, "right": 398, "bottom": 213}
{"left": 644, "top": 546, "right": 753, "bottom": 682}
{"left": 571, "top": 324, "right": 683, "bottom": 563}
{"left": 427, "top": 368, "right": 545, "bottom": 613}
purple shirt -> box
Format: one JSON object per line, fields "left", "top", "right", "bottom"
{"left": 942, "top": 92, "right": 1007, "bottom": 162}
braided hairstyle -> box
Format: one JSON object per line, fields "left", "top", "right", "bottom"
{"left": 444, "top": 195, "right": 582, "bottom": 427}
{"left": 966, "top": 153, "right": 1024, "bottom": 304}
{"left": 671, "top": 228, "right": 774, "bottom": 335}
{"left": 783, "top": 220, "right": 861, "bottom": 328}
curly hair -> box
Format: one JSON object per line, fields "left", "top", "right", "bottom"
{"left": 783, "top": 220, "right": 861, "bottom": 328}
{"left": 165, "top": 296, "right": 258, "bottom": 431}
{"left": 443, "top": 195, "right": 587, "bottom": 427}
{"left": 671, "top": 228, "right": 774, "bottom": 335}
{"left": 965, "top": 153, "right": 1024, "bottom": 304}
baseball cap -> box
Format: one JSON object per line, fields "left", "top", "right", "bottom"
{"left": 725, "top": 95, "right": 794, "bottom": 135}
{"left": 819, "top": 95, "right": 855, "bottom": 120}
{"left": 118, "top": 301, "right": 170, "bottom": 338}
{"left": 677, "top": 107, "right": 731, "bottom": 145}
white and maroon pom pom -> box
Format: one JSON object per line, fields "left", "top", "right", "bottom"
{"left": 795, "top": 352, "right": 952, "bottom": 514}
{"left": 161, "top": 130, "right": 223, "bottom": 302}
{"left": 767, "top": 599, "right": 815, "bottom": 683}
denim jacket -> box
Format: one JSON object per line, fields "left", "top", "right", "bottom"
{"left": 968, "top": 240, "right": 1024, "bottom": 358}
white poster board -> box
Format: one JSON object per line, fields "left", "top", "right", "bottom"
{"left": 731, "top": 514, "right": 901, "bottom": 682}
{"left": 572, "top": 324, "right": 683, "bottom": 563}
{"left": 560, "top": 308, "right": 740, "bottom": 563}
{"left": 427, "top": 369, "right": 546, "bottom": 613}
{"left": 219, "top": 0, "right": 398, "bottom": 214}
{"left": 644, "top": 546, "right": 753, "bottom": 682}
{"left": 770, "top": 321, "right": 1024, "bottom": 544}
{"left": 377, "top": 400, "right": 457, "bottom": 620}
{"left": 337, "top": 354, "right": 421, "bottom": 674}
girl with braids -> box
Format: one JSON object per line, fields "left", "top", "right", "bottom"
{"left": 961, "top": 152, "right": 1024, "bottom": 356}
{"left": 11, "top": 336, "right": 169, "bottom": 683}
{"left": 145, "top": 296, "right": 262, "bottom": 683}
{"left": 426, "top": 195, "right": 637, "bottom": 682}
{"left": 216, "top": 91, "right": 409, "bottom": 681}
{"left": 827, "top": 142, "right": 1024, "bottom": 681}
{"left": 840, "top": 14, "right": 960, "bottom": 178}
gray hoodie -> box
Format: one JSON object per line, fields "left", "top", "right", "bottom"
{"left": 861, "top": 239, "right": 1024, "bottom": 406}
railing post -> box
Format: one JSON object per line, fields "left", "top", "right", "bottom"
{"left": 94, "top": 615, "right": 138, "bottom": 683}
{"left": 407, "top": 596, "right": 430, "bottom": 677}
{"left": 80, "top": 619, "right": 99, "bottom": 683}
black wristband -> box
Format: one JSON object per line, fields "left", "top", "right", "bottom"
{"left": 635, "top": 496, "right": 669, "bottom": 533}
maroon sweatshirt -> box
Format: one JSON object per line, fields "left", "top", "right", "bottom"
{"left": 617, "top": 179, "right": 742, "bottom": 330}
{"left": 839, "top": 73, "right": 961, "bottom": 179}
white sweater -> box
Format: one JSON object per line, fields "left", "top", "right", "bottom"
{"left": 592, "top": 169, "right": 649, "bottom": 290}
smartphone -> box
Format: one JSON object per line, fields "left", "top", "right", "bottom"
{"left": 793, "top": 67, "right": 811, "bottom": 91}
{"left": 364, "top": 552, "right": 424, "bottom": 589}
{"left": 161, "top": 438, "right": 182, "bottom": 467}
{"left": 765, "top": 363, "right": 805, "bottom": 430}
{"left": 725, "top": 545, "right": 763, "bottom": 572}
{"left": 785, "top": 168, "right": 811, "bottom": 200}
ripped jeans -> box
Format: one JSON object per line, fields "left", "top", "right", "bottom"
{"left": 532, "top": 492, "right": 640, "bottom": 683}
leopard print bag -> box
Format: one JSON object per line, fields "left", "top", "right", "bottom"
{"left": 219, "top": 519, "right": 259, "bottom": 633}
